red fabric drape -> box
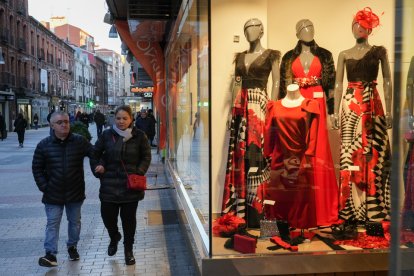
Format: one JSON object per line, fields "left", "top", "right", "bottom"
{"left": 115, "top": 20, "right": 166, "bottom": 150}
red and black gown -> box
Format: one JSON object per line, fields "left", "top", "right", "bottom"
{"left": 290, "top": 56, "right": 339, "bottom": 226}
{"left": 339, "top": 46, "right": 391, "bottom": 222}
{"left": 221, "top": 49, "right": 280, "bottom": 228}
{"left": 264, "top": 99, "right": 320, "bottom": 229}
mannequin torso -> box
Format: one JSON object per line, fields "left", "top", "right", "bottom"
{"left": 281, "top": 84, "right": 304, "bottom": 107}
{"left": 244, "top": 45, "right": 265, "bottom": 73}
{"left": 299, "top": 45, "right": 314, "bottom": 75}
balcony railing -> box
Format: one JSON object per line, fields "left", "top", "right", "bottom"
{"left": 37, "top": 49, "right": 45, "bottom": 60}
{"left": 0, "top": 72, "right": 11, "bottom": 85}
{"left": 10, "top": 74, "right": 16, "bottom": 86}
{"left": 16, "top": 2, "right": 27, "bottom": 15}
{"left": 18, "top": 77, "right": 28, "bottom": 88}
{"left": 0, "top": 28, "right": 9, "bottom": 43}
{"left": 9, "top": 34, "right": 14, "bottom": 46}
{"left": 17, "top": 38, "right": 26, "bottom": 52}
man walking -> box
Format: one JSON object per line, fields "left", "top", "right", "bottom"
{"left": 32, "top": 111, "right": 94, "bottom": 267}
{"left": 93, "top": 109, "right": 106, "bottom": 137}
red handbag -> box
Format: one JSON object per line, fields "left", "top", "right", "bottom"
{"left": 233, "top": 234, "right": 257, "bottom": 254}
{"left": 126, "top": 174, "right": 147, "bottom": 191}
{"left": 113, "top": 135, "right": 147, "bottom": 191}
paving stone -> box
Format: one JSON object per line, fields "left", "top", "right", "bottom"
{"left": 0, "top": 125, "right": 197, "bottom": 275}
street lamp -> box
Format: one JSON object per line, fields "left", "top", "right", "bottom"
{"left": 108, "top": 24, "right": 118, "bottom": 38}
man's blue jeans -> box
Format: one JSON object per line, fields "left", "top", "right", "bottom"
{"left": 44, "top": 201, "right": 83, "bottom": 255}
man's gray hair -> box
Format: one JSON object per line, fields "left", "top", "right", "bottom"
{"left": 50, "top": 111, "right": 69, "bottom": 123}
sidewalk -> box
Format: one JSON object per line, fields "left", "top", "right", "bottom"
{"left": 0, "top": 125, "right": 196, "bottom": 275}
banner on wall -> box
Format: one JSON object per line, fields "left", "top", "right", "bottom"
{"left": 115, "top": 20, "right": 166, "bottom": 150}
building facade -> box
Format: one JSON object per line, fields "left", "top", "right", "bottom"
{"left": 95, "top": 48, "right": 124, "bottom": 109}
{"left": 0, "top": 0, "right": 75, "bottom": 130}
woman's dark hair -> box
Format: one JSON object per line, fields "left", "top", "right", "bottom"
{"left": 115, "top": 105, "right": 133, "bottom": 119}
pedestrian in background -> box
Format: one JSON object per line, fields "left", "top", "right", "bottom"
{"left": 135, "top": 110, "right": 152, "bottom": 145}
{"left": 32, "top": 111, "right": 94, "bottom": 267}
{"left": 80, "top": 112, "right": 89, "bottom": 128}
{"left": 0, "top": 112, "right": 6, "bottom": 141}
{"left": 147, "top": 109, "right": 157, "bottom": 147}
{"left": 33, "top": 113, "right": 39, "bottom": 130}
{"left": 47, "top": 107, "right": 56, "bottom": 135}
{"left": 13, "top": 113, "right": 27, "bottom": 148}
{"left": 93, "top": 109, "right": 106, "bottom": 138}
{"left": 90, "top": 105, "right": 151, "bottom": 265}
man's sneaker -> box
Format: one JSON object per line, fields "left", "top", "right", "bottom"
{"left": 68, "top": 246, "right": 80, "bottom": 261}
{"left": 38, "top": 252, "right": 57, "bottom": 267}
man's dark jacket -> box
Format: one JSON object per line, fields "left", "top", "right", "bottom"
{"left": 94, "top": 112, "right": 106, "bottom": 126}
{"left": 32, "top": 133, "right": 93, "bottom": 204}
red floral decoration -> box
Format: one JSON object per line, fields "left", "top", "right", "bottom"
{"left": 354, "top": 7, "right": 380, "bottom": 30}
{"left": 212, "top": 212, "right": 246, "bottom": 237}
{"left": 294, "top": 76, "right": 320, "bottom": 88}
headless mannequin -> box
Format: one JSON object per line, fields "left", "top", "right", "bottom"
{"left": 332, "top": 21, "right": 393, "bottom": 129}
{"left": 281, "top": 83, "right": 304, "bottom": 107}
{"left": 243, "top": 18, "right": 280, "bottom": 99}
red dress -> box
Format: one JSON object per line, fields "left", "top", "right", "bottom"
{"left": 264, "top": 99, "right": 320, "bottom": 229}
{"left": 291, "top": 57, "right": 339, "bottom": 226}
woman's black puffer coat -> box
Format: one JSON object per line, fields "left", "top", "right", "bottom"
{"left": 90, "top": 127, "right": 151, "bottom": 203}
{"left": 32, "top": 133, "right": 93, "bottom": 204}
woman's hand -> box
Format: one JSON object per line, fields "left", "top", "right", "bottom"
{"left": 95, "top": 165, "right": 105, "bottom": 174}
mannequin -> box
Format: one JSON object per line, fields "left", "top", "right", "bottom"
{"left": 279, "top": 19, "right": 339, "bottom": 226}
{"left": 281, "top": 83, "right": 304, "bottom": 107}
{"left": 333, "top": 7, "right": 392, "bottom": 223}
{"left": 264, "top": 83, "right": 320, "bottom": 229}
{"left": 222, "top": 18, "right": 281, "bottom": 228}
{"left": 403, "top": 56, "right": 414, "bottom": 229}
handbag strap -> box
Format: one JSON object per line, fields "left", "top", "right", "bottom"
{"left": 112, "top": 134, "right": 128, "bottom": 176}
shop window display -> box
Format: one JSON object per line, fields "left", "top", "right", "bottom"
{"left": 213, "top": 6, "right": 396, "bottom": 256}
{"left": 161, "top": 0, "right": 414, "bottom": 274}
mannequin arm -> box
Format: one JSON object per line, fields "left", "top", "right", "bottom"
{"left": 271, "top": 58, "right": 281, "bottom": 100}
{"left": 331, "top": 52, "right": 346, "bottom": 129}
{"left": 380, "top": 50, "right": 393, "bottom": 129}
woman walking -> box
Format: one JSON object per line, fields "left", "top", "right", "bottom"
{"left": 90, "top": 105, "right": 151, "bottom": 265}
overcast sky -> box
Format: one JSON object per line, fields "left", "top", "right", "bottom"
{"left": 28, "top": 0, "right": 121, "bottom": 54}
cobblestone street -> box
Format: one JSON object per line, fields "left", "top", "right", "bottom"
{"left": 0, "top": 125, "right": 196, "bottom": 276}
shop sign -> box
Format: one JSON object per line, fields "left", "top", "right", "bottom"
{"left": 130, "top": 86, "right": 154, "bottom": 93}
{"left": 32, "top": 99, "right": 49, "bottom": 108}
{"left": 17, "top": 99, "right": 30, "bottom": 104}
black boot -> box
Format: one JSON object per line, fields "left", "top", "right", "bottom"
{"left": 124, "top": 248, "right": 135, "bottom": 265}
{"left": 107, "top": 232, "right": 121, "bottom": 256}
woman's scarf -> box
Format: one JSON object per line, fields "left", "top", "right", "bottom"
{"left": 113, "top": 124, "right": 133, "bottom": 142}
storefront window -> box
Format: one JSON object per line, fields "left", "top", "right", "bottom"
{"left": 167, "top": 0, "right": 414, "bottom": 274}
{"left": 166, "top": 0, "right": 210, "bottom": 255}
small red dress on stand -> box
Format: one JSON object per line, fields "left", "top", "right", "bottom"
{"left": 264, "top": 99, "right": 320, "bottom": 229}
